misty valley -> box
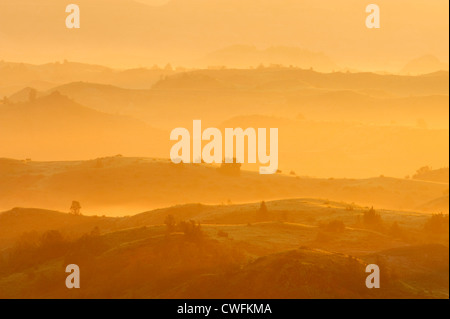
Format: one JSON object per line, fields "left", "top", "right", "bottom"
{"left": 0, "top": 0, "right": 448, "bottom": 300}
{"left": 0, "top": 64, "right": 448, "bottom": 298}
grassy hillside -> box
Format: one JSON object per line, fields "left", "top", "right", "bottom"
{"left": 0, "top": 198, "right": 447, "bottom": 298}
{"left": 0, "top": 157, "right": 448, "bottom": 215}
{"left": 413, "top": 167, "right": 449, "bottom": 183}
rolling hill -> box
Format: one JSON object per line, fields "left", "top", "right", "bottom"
{"left": 0, "top": 198, "right": 447, "bottom": 298}
{"left": 0, "top": 93, "right": 167, "bottom": 160}
{"left": 401, "top": 55, "right": 449, "bottom": 75}
{"left": 204, "top": 45, "right": 338, "bottom": 71}
{"left": 0, "top": 157, "right": 447, "bottom": 215}
{"left": 14, "top": 68, "right": 448, "bottom": 131}
{"left": 0, "top": 60, "right": 178, "bottom": 97}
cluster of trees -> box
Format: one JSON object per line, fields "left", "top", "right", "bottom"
{"left": 0, "top": 227, "right": 105, "bottom": 277}
{"left": 218, "top": 159, "right": 242, "bottom": 176}
{"left": 70, "top": 201, "right": 82, "bottom": 215}
{"left": 164, "top": 215, "right": 203, "bottom": 242}
{"left": 0, "top": 225, "right": 246, "bottom": 298}
{"left": 357, "top": 206, "right": 449, "bottom": 241}
{"left": 424, "top": 213, "right": 449, "bottom": 234}
{"left": 362, "top": 207, "right": 383, "bottom": 230}
{"left": 360, "top": 207, "right": 404, "bottom": 237}
{"left": 412, "top": 166, "right": 449, "bottom": 183}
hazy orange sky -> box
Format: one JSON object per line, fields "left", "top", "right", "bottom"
{"left": 0, "top": 0, "right": 448, "bottom": 71}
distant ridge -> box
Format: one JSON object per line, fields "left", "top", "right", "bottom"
{"left": 204, "top": 45, "right": 338, "bottom": 72}
{"left": 401, "top": 55, "right": 449, "bottom": 75}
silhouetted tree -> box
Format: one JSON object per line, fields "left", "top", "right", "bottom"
{"left": 179, "top": 220, "right": 203, "bottom": 242}
{"left": 70, "top": 201, "right": 81, "bottom": 216}
{"left": 164, "top": 63, "right": 173, "bottom": 71}
{"left": 164, "top": 215, "right": 176, "bottom": 233}
{"left": 363, "top": 207, "right": 383, "bottom": 230}
{"left": 413, "top": 166, "right": 432, "bottom": 179}
{"left": 259, "top": 201, "right": 268, "bottom": 214}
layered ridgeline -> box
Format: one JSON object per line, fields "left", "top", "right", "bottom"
{"left": 0, "top": 157, "right": 447, "bottom": 215}
{"left": 0, "top": 92, "right": 167, "bottom": 160}
{"left": 3, "top": 67, "right": 448, "bottom": 127}
{"left": 1, "top": 67, "right": 448, "bottom": 179}
{"left": 0, "top": 0, "right": 448, "bottom": 72}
